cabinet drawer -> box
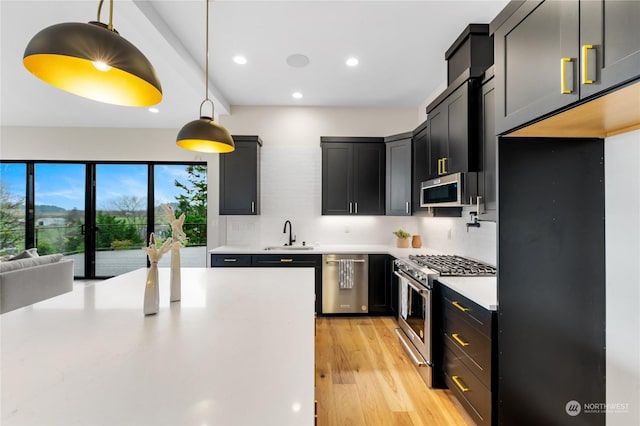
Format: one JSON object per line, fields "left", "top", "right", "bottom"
{"left": 252, "top": 254, "right": 321, "bottom": 267}
{"left": 441, "top": 284, "right": 492, "bottom": 338}
{"left": 444, "top": 346, "right": 492, "bottom": 426}
{"left": 444, "top": 318, "right": 492, "bottom": 388}
{"left": 211, "top": 254, "right": 252, "bottom": 267}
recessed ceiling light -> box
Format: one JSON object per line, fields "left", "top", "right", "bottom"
{"left": 148, "top": 107, "right": 159, "bottom": 113}
{"left": 292, "top": 92, "right": 303, "bottom": 99}
{"left": 346, "top": 57, "right": 359, "bottom": 67}
{"left": 233, "top": 55, "right": 247, "bottom": 65}
{"left": 286, "top": 54, "right": 310, "bottom": 68}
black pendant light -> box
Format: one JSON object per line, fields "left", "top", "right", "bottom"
{"left": 23, "top": 0, "right": 162, "bottom": 107}
{"left": 176, "top": 0, "right": 234, "bottom": 153}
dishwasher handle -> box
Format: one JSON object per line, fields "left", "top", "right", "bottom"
{"left": 325, "top": 259, "right": 366, "bottom": 264}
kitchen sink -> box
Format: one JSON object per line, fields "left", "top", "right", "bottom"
{"left": 263, "top": 245, "right": 314, "bottom": 251}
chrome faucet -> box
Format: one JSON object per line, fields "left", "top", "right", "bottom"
{"left": 283, "top": 220, "right": 296, "bottom": 246}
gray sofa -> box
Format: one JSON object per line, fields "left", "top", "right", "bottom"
{"left": 0, "top": 253, "right": 74, "bottom": 314}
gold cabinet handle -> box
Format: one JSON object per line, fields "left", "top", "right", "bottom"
{"left": 280, "top": 258, "right": 293, "bottom": 263}
{"left": 442, "top": 157, "right": 448, "bottom": 174}
{"left": 582, "top": 44, "right": 594, "bottom": 84}
{"left": 452, "top": 375, "right": 470, "bottom": 392}
{"left": 560, "top": 57, "right": 572, "bottom": 94}
{"left": 452, "top": 301, "right": 469, "bottom": 312}
{"left": 452, "top": 333, "right": 470, "bottom": 347}
{"left": 437, "top": 158, "right": 442, "bottom": 175}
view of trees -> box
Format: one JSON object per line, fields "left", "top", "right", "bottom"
{"left": 0, "top": 165, "right": 207, "bottom": 256}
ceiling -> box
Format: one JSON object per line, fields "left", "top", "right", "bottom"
{"left": 0, "top": 0, "right": 508, "bottom": 129}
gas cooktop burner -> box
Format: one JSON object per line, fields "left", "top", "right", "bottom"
{"left": 408, "top": 254, "right": 496, "bottom": 277}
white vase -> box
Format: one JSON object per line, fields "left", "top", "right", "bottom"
{"left": 170, "top": 247, "right": 181, "bottom": 302}
{"left": 144, "top": 262, "right": 160, "bottom": 316}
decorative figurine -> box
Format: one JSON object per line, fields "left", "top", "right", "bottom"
{"left": 162, "top": 204, "right": 188, "bottom": 302}
{"left": 142, "top": 232, "right": 172, "bottom": 316}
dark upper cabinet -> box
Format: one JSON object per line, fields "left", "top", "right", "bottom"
{"left": 219, "top": 136, "right": 261, "bottom": 215}
{"left": 580, "top": 0, "right": 640, "bottom": 99}
{"left": 493, "top": 0, "right": 640, "bottom": 135}
{"left": 412, "top": 120, "right": 430, "bottom": 214}
{"left": 385, "top": 133, "right": 412, "bottom": 216}
{"left": 478, "top": 69, "right": 497, "bottom": 221}
{"left": 426, "top": 76, "right": 481, "bottom": 179}
{"left": 321, "top": 137, "right": 385, "bottom": 215}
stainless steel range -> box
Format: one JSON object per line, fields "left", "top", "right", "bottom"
{"left": 394, "top": 254, "right": 496, "bottom": 388}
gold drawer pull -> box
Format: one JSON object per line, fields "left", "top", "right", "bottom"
{"left": 452, "top": 333, "right": 470, "bottom": 347}
{"left": 280, "top": 258, "right": 293, "bottom": 263}
{"left": 452, "top": 375, "right": 470, "bottom": 392}
{"left": 452, "top": 301, "right": 469, "bottom": 312}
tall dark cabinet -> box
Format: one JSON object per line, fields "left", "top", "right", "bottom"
{"left": 321, "top": 137, "right": 385, "bottom": 215}
{"left": 219, "top": 135, "right": 261, "bottom": 215}
{"left": 478, "top": 68, "right": 496, "bottom": 220}
{"left": 412, "top": 119, "right": 430, "bottom": 214}
{"left": 385, "top": 132, "right": 412, "bottom": 216}
{"left": 498, "top": 137, "right": 605, "bottom": 426}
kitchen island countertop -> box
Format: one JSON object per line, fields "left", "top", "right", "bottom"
{"left": 1, "top": 267, "right": 315, "bottom": 426}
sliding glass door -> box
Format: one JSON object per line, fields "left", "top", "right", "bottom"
{"left": 34, "top": 164, "right": 86, "bottom": 276}
{"left": 94, "top": 164, "right": 149, "bottom": 277}
{"left": 0, "top": 163, "right": 27, "bottom": 257}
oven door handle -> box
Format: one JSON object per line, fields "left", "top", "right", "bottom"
{"left": 393, "top": 270, "right": 429, "bottom": 295}
{"left": 394, "top": 328, "right": 427, "bottom": 367}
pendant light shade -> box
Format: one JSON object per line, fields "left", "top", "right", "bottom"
{"left": 176, "top": 115, "right": 235, "bottom": 153}
{"left": 23, "top": 2, "right": 162, "bottom": 107}
{"left": 176, "top": 0, "right": 234, "bottom": 153}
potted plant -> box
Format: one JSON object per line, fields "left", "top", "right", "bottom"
{"left": 393, "top": 229, "right": 411, "bottom": 248}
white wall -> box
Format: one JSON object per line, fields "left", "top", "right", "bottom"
{"left": 218, "top": 106, "right": 423, "bottom": 248}
{"left": 605, "top": 129, "right": 640, "bottom": 426}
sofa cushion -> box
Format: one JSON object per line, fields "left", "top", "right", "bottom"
{"left": 9, "top": 249, "right": 36, "bottom": 260}
{"left": 0, "top": 254, "right": 63, "bottom": 273}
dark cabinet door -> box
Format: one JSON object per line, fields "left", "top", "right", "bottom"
{"left": 219, "top": 137, "right": 261, "bottom": 215}
{"left": 447, "top": 81, "right": 478, "bottom": 175}
{"left": 412, "top": 121, "right": 430, "bottom": 214}
{"left": 321, "top": 143, "right": 353, "bottom": 215}
{"left": 353, "top": 143, "right": 385, "bottom": 215}
{"left": 368, "top": 254, "right": 392, "bottom": 314}
{"left": 479, "top": 74, "right": 496, "bottom": 221}
{"left": 580, "top": 0, "right": 640, "bottom": 99}
{"left": 494, "top": 0, "right": 580, "bottom": 135}
{"left": 321, "top": 138, "right": 385, "bottom": 215}
{"left": 428, "top": 106, "right": 448, "bottom": 178}
{"left": 385, "top": 136, "right": 412, "bottom": 216}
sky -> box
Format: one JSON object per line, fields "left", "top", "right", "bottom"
{"left": 0, "top": 163, "right": 198, "bottom": 211}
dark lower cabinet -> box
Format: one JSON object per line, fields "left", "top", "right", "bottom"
{"left": 498, "top": 137, "right": 605, "bottom": 426}
{"left": 219, "top": 136, "right": 261, "bottom": 215}
{"left": 368, "top": 254, "right": 393, "bottom": 315}
{"left": 440, "top": 284, "right": 496, "bottom": 426}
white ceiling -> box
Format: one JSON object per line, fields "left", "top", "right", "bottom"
{"left": 0, "top": 0, "right": 508, "bottom": 129}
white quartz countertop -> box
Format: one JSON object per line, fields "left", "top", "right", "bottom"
{"left": 211, "top": 244, "right": 444, "bottom": 259}
{"left": 437, "top": 276, "right": 498, "bottom": 311}
{"left": 1, "top": 267, "right": 315, "bottom": 426}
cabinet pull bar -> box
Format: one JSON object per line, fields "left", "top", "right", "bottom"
{"left": 437, "top": 158, "right": 442, "bottom": 175}
{"left": 280, "top": 259, "right": 293, "bottom": 263}
{"left": 349, "top": 202, "right": 353, "bottom": 214}
{"left": 582, "top": 44, "right": 594, "bottom": 84}
{"left": 251, "top": 201, "right": 255, "bottom": 213}
{"left": 442, "top": 157, "right": 448, "bottom": 174}
{"left": 452, "top": 333, "right": 470, "bottom": 347}
{"left": 223, "top": 258, "right": 238, "bottom": 262}
{"left": 406, "top": 201, "right": 410, "bottom": 214}
{"left": 560, "top": 57, "right": 572, "bottom": 94}
{"left": 452, "top": 301, "right": 469, "bottom": 312}
{"left": 452, "top": 375, "right": 470, "bottom": 392}
{"left": 355, "top": 202, "right": 358, "bottom": 214}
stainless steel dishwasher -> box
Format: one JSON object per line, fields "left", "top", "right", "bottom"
{"left": 322, "top": 254, "right": 368, "bottom": 314}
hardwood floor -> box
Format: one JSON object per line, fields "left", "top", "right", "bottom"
{"left": 315, "top": 316, "right": 475, "bottom": 426}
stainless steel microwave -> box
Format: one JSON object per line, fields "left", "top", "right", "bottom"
{"left": 420, "top": 172, "right": 478, "bottom": 207}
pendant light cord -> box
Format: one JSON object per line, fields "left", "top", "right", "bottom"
{"left": 200, "top": 0, "right": 215, "bottom": 118}
{"left": 96, "top": 0, "right": 114, "bottom": 30}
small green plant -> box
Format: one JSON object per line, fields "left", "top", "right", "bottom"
{"left": 392, "top": 229, "right": 411, "bottom": 239}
